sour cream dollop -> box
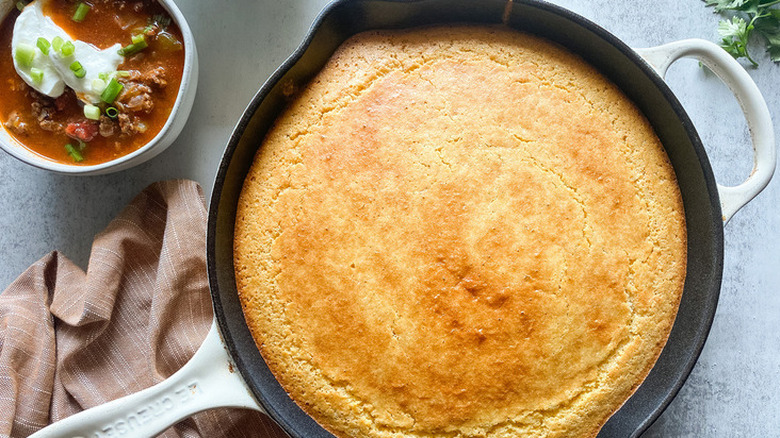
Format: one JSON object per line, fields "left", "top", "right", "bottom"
{"left": 12, "top": 0, "right": 124, "bottom": 103}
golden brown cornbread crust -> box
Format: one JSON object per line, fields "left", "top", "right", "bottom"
{"left": 234, "top": 26, "right": 687, "bottom": 438}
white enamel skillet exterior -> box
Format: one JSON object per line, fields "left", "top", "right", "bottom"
{"left": 0, "top": 0, "right": 198, "bottom": 175}
{"left": 27, "top": 20, "right": 775, "bottom": 438}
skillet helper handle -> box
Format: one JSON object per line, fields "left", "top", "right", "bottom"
{"left": 634, "top": 39, "right": 776, "bottom": 224}
{"left": 29, "top": 321, "right": 263, "bottom": 438}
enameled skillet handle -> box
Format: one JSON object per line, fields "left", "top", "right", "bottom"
{"left": 634, "top": 39, "right": 776, "bottom": 225}
{"left": 28, "top": 321, "right": 263, "bottom": 438}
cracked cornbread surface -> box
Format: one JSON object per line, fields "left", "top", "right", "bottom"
{"left": 234, "top": 26, "right": 686, "bottom": 438}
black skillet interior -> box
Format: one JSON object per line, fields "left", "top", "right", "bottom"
{"left": 208, "top": 1, "right": 725, "bottom": 437}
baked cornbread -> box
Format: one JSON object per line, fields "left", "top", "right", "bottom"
{"left": 234, "top": 26, "right": 687, "bottom": 438}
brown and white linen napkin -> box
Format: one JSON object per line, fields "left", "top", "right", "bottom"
{"left": 0, "top": 180, "right": 288, "bottom": 438}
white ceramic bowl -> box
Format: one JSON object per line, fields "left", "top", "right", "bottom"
{"left": 0, "top": 0, "right": 198, "bottom": 175}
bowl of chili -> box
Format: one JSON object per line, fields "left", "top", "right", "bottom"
{"left": 0, "top": 0, "right": 198, "bottom": 175}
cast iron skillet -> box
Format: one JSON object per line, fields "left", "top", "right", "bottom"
{"left": 29, "top": 1, "right": 775, "bottom": 437}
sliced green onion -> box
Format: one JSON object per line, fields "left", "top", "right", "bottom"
{"left": 65, "top": 143, "right": 84, "bottom": 162}
{"left": 14, "top": 43, "right": 36, "bottom": 68}
{"left": 91, "top": 78, "right": 106, "bottom": 93}
{"left": 69, "top": 60, "right": 86, "bottom": 78}
{"left": 105, "top": 106, "right": 119, "bottom": 119}
{"left": 131, "top": 33, "right": 146, "bottom": 45}
{"left": 16, "top": 1, "right": 27, "bottom": 12}
{"left": 151, "top": 13, "right": 171, "bottom": 30}
{"left": 118, "top": 40, "right": 147, "bottom": 56}
{"left": 36, "top": 37, "right": 50, "bottom": 55}
{"left": 98, "top": 71, "right": 108, "bottom": 81}
{"left": 72, "top": 2, "right": 90, "bottom": 22}
{"left": 115, "top": 70, "right": 130, "bottom": 78}
{"left": 60, "top": 41, "right": 75, "bottom": 57}
{"left": 51, "top": 36, "right": 64, "bottom": 52}
{"left": 30, "top": 67, "right": 44, "bottom": 84}
{"left": 84, "top": 104, "right": 100, "bottom": 120}
{"left": 100, "top": 78, "right": 123, "bottom": 103}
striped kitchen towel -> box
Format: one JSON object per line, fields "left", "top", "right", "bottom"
{"left": 0, "top": 180, "right": 288, "bottom": 438}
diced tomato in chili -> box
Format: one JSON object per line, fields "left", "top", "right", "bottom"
{"left": 65, "top": 120, "right": 99, "bottom": 142}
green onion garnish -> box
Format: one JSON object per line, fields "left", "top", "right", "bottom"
{"left": 118, "top": 39, "right": 147, "bottom": 56}
{"left": 16, "top": 1, "right": 27, "bottom": 12}
{"left": 72, "top": 2, "right": 90, "bottom": 22}
{"left": 91, "top": 78, "right": 106, "bottom": 93}
{"left": 51, "top": 36, "right": 64, "bottom": 52}
{"left": 98, "top": 71, "right": 108, "bottom": 81}
{"left": 60, "top": 41, "right": 75, "bottom": 57}
{"left": 151, "top": 13, "right": 171, "bottom": 30}
{"left": 30, "top": 67, "right": 44, "bottom": 84}
{"left": 100, "top": 78, "right": 123, "bottom": 103}
{"left": 105, "top": 106, "right": 119, "bottom": 119}
{"left": 14, "top": 43, "right": 36, "bottom": 68}
{"left": 65, "top": 143, "right": 84, "bottom": 162}
{"left": 84, "top": 104, "right": 100, "bottom": 120}
{"left": 131, "top": 33, "right": 145, "bottom": 45}
{"left": 115, "top": 70, "right": 130, "bottom": 78}
{"left": 69, "top": 60, "right": 86, "bottom": 78}
{"left": 36, "top": 37, "right": 50, "bottom": 55}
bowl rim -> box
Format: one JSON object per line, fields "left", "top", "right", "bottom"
{"left": 0, "top": 0, "right": 197, "bottom": 175}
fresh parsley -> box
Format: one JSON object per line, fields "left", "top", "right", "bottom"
{"left": 704, "top": 0, "right": 780, "bottom": 65}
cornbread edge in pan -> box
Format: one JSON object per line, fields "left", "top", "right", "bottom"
{"left": 234, "top": 26, "right": 687, "bottom": 438}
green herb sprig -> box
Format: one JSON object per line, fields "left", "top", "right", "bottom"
{"left": 704, "top": 0, "right": 780, "bottom": 66}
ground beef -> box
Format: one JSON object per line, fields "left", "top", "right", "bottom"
{"left": 145, "top": 67, "right": 167, "bottom": 88}
{"left": 4, "top": 111, "right": 30, "bottom": 136}
{"left": 30, "top": 101, "right": 51, "bottom": 121}
{"left": 125, "top": 67, "right": 167, "bottom": 89}
{"left": 117, "top": 113, "right": 147, "bottom": 136}
{"left": 39, "top": 119, "right": 62, "bottom": 133}
{"left": 116, "top": 81, "right": 154, "bottom": 114}
{"left": 98, "top": 115, "right": 117, "bottom": 137}
{"left": 30, "top": 102, "right": 61, "bottom": 132}
{"left": 99, "top": 117, "right": 117, "bottom": 138}
{"left": 29, "top": 91, "right": 64, "bottom": 133}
